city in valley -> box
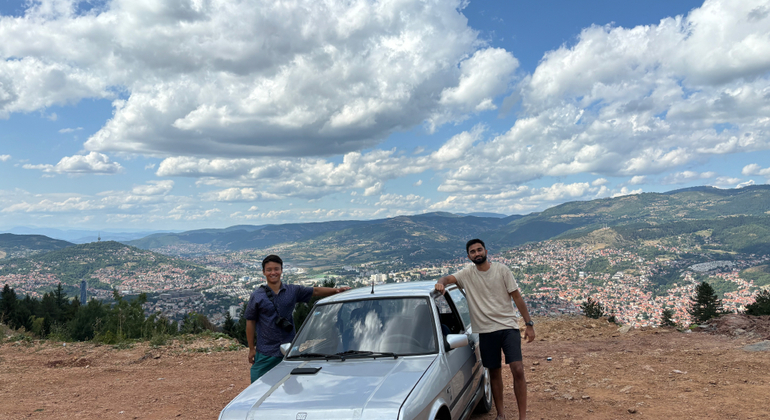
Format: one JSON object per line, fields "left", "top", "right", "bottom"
{"left": 2, "top": 236, "right": 768, "bottom": 329}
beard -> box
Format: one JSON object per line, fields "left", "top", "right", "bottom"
{"left": 472, "top": 255, "right": 487, "bottom": 265}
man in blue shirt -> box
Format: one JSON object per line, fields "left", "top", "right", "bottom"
{"left": 245, "top": 254, "right": 350, "bottom": 382}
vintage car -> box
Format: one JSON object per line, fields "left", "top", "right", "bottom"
{"left": 218, "top": 281, "right": 492, "bottom": 420}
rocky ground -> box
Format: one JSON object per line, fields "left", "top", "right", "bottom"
{"left": 1, "top": 314, "right": 769, "bottom": 420}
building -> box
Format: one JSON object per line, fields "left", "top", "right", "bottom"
{"left": 80, "top": 280, "right": 87, "bottom": 303}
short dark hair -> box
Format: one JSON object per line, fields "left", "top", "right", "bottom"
{"left": 466, "top": 238, "right": 486, "bottom": 254}
{"left": 262, "top": 254, "right": 283, "bottom": 271}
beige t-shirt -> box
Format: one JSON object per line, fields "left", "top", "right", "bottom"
{"left": 453, "top": 261, "right": 520, "bottom": 333}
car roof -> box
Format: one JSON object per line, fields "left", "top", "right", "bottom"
{"left": 316, "top": 280, "right": 448, "bottom": 304}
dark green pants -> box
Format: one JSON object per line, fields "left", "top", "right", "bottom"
{"left": 250, "top": 351, "right": 282, "bottom": 383}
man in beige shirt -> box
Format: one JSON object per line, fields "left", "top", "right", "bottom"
{"left": 435, "top": 239, "right": 535, "bottom": 420}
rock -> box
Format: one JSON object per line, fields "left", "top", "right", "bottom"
{"left": 533, "top": 361, "right": 540, "bottom": 365}
{"left": 582, "top": 395, "right": 590, "bottom": 400}
{"left": 618, "top": 325, "right": 632, "bottom": 334}
{"left": 620, "top": 385, "right": 633, "bottom": 393}
{"left": 743, "top": 340, "right": 770, "bottom": 352}
{"left": 672, "top": 370, "right": 686, "bottom": 374}
{"left": 628, "top": 408, "right": 637, "bottom": 413}
{"left": 733, "top": 328, "right": 746, "bottom": 336}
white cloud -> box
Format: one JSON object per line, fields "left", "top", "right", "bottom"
{"left": 3, "top": 197, "right": 101, "bottom": 213}
{"left": 23, "top": 152, "right": 123, "bottom": 175}
{"left": 58, "top": 127, "right": 83, "bottom": 133}
{"left": 628, "top": 175, "right": 647, "bottom": 185}
{"left": 662, "top": 170, "right": 717, "bottom": 184}
{"left": 430, "top": 0, "right": 770, "bottom": 193}
{"left": 376, "top": 193, "right": 431, "bottom": 210}
{"left": 1, "top": 0, "right": 516, "bottom": 158}
{"left": 0, "top": 154, "right": 10, "bottom": 162}
{"left": 711, "top": 176, "right": 743, "bottom": 187}
{"left": 742, "top": 163, "right": 770, "bottom": 177}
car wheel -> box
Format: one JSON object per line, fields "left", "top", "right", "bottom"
{"left": 474, "top": 367, "right": 493, "bottom": 414}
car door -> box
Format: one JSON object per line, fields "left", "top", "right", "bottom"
{"left": 436, "top": 288, "right": 478, "bottom": 419}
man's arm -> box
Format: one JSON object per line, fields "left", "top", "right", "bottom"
{"left": 434, "top": 274, "right": 458, "bottom": 294}
{"left": 510, "top": 289, "right": 536, "bottom": 343}
{"left": 246, "top": 319, "right": 257, "bottom": 364}
{"left": 312, "top": 286, "right": 351, "bottom": 297}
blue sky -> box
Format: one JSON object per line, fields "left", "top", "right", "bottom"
{"left": 1, "top": 0, "right": 769, "bottom": 231}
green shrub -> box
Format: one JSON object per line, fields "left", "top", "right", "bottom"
{"left": 745, "top": 290, "right": 770, "bottom": 316}
{"left": 581, "top": 297, "right": 605, "bottom": 319}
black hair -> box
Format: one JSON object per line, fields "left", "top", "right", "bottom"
{"left": 465, "top": 238, "right": 486, "bottom": 254}
{"left": 262, "top": 254, "right": 283, "bottom": 271}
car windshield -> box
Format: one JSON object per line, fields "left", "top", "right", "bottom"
{"left": 288, "top": 297, "right": 438, "bottom": 358}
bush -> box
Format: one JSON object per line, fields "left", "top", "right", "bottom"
{"left": 745, "top": 290, "right": 770, "bottom": 316}
{"left": 581, "top": 297, "right": 605, "bottom": 319}
{"left": 660, "top": 308, "right": 677, "bottom": 327}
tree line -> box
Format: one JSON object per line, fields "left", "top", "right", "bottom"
{"left": 581, "top": 281, "right": 770, "bottom": 326}
{"left": 0, "top": 283, "right": 220, "bottom": 343}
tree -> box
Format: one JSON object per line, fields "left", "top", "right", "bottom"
{"left": 660, "top": 308, "right": 677, "bottom": 327}
{"left": 581, "top": 297, "right": 605, "bottom": 319}
{"left": 688, "top": 282, "right": 725, "bottom": 324}
{"left": 1, "top": 284, "right": 18, "bottom": 328}
{"left": 745, "top": 290, "right": 770, "bottom": 316}
{"left": 222, "top": 312, "right": 235, "bottom": 337}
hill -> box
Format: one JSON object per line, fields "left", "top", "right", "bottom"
{"left": 124, "top": 185, "right": 770, "bottom": 267}
{"left": 0, "top": 241, "right": 213, "bottom": 296}
{"left": 1, "top": 314, "right": 768, "bottom": 419}
{"left": 488, "top": 185, "right": 770, "bottom": 252}
{"left": 0, "top": 233, "right": 73, "bottom": 259}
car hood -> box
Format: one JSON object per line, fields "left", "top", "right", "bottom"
{"left": 219, "top": 355, "right": 437, "bottom": 420}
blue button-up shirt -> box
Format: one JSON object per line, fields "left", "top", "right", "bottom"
{"left": 244, "top": 283, "right": 314, "bottom": 357}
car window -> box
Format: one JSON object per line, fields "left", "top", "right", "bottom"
{"left": 434, "top": 292, "right": 465, "bottom": 334}
{"left": 447, "top": 289, "right": 472, "bottom": 331}
{"left": 289, "top": 297, "right": 438, "bottom": 357}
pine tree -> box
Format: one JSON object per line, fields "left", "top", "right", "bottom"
{"left": 581, "top": 297, "right": 605, "bottom": 319}
{"left": 222, "top": 312, "right": 235, "bottom": 337}
{"left": 745, "top": 290, "right": 770, "bottom": 316}
{"left": 688, "top": 282, "right": 725, "bottom": 324}
{"left": 660, "top": 308, "right": 677, "bottom": 327}
{"left": 1, "top": 284, "right": 18, "bottom": 328}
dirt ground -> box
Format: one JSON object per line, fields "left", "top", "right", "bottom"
{"left": 1, "top": 315, "right": 769, "bottom": 420}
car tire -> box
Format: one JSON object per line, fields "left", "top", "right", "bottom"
{"left": 474, "top": 367, "right": 493, "bottom": 414}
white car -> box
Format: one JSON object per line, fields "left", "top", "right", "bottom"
{"left": 219, "top": 281, "right": 492, "bottom": 420}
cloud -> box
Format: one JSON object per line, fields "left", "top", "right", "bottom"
{"left": 375, "top": 193, "right": 431, "bottom": 210}
{"left": 430, "top": 0, "right": 770, "bottom": 193}
{"left": 742, "top": 163, "right": 770, "bottom": 177}
{"left": 23, "top": 152, "right": 123, "bottom": 175}
{"left": 628, "top": 175, "right": 647, "bottom": 185}
{"left": 58, "top": 127, "right": 83, "bottom": 133}
{"left": 662, "top": 170, "right": 716, "bottom": 185}
{"left": 0, "top": 154, "right": 10, "bottom": 162}
{"left": 1, "top": 0, "right": 517, "bottom": 158}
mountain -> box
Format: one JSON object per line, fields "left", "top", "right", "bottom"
{"left": 2, "top": 227, "right": 179, "bottom": 244}
{"left": 124, "top": 185, "right": 770, "bottom": 263}
{"left": 0, "top": 241, "right": 211, "bottom": 289}
{"left": 0, "top": 233, "right": 74, "bottom": 259}
{"left": 489, "top": 185, "right": 770, "bottom": 253}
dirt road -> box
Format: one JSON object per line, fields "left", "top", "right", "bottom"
{"left": 2, "top": 315, "right": 768, "bottom": 420}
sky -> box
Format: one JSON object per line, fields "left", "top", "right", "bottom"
{"left": 1, "top": 0, "right": 770, "bottom": 232}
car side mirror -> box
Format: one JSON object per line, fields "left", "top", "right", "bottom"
{"left": 280, "top": 343, "right": 291, "bottom": 356}
{"left": 445, "top": 334, "right": 469, "bottom": 350}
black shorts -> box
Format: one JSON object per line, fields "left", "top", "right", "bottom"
{"left": 479, "top": 329, "right": 522, "bottom": 369}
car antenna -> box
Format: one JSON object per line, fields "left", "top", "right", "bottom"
{"left": 371, "top": 280, "right": 375, "bottom": 294}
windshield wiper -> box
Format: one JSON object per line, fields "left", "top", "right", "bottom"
{"left": 286, "top": 352, "right": 342, "bottom": 360}
{"left": 334, "top": 350, "right": 398, "bottom": 360}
